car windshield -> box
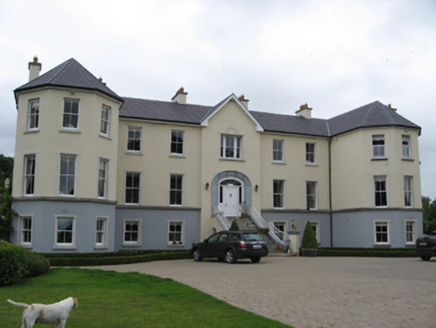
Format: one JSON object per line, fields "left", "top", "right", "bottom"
{"left": 242, "top": 233, "right": 263, "bottom": 241}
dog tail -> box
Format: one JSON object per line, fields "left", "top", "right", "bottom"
{"left": 7, "top": 299, "right": 29, "bottom": 308}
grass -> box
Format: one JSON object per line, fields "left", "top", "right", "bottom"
{"left": 0, "top": 268, "right": 290, "bottom": 327}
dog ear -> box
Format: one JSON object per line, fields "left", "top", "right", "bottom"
{"left": 73, "top": 298, "right": 78, "bottom": 308}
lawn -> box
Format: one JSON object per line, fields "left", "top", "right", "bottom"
{"left": 0, "top": 268, "right": 290, "bottom": 327}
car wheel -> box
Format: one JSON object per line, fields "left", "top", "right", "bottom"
{"left": 193, "top": 248, "right": 203, "bottom": 262}
{"left": 225, "top": 249, "right": 236, "bottom": 263}
{"left": 420, "top": 256, "right": 431, "bottom": 261}
{"left": 250, "top": 256, "right": 261, "bottom": 263}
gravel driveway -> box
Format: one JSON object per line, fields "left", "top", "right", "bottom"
{"left": 85, "top": 256, "right": 436, "bottom": 327}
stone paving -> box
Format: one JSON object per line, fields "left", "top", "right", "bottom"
{"left": 86, "top": 257, "right": 436, "bottom": 327}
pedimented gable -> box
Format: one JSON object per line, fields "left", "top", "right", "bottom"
{"left": 201, "top": 94, "right": 264, "bottom": 132}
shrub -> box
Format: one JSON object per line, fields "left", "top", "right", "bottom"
{"left": 26, "top": 251, "right": 50, "bottom": 277}
{"left": 229, "top": 218, "right": 240, "bottom": 231}
{"left": 0, "top": 241, "right": 28, "bottom": 286}
{"left": 301, "top": 221, "right": 318, "bottom": 249}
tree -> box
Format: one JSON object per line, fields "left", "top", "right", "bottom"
{"left": 0, "top": 155, "right": 14, "bottom": 241}
{"left": 422, "top": 196, "right": 436, "bottom": 234}
{"left": 301, "top": 221, "right": 318, "bottom": 249}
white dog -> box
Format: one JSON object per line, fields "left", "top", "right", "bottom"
{"left": 7, "top": 297, "right": 78, "bottom": 328}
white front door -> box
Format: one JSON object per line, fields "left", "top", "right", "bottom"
{"left": 221, "top": 184, "right": 240, "bottom": 217}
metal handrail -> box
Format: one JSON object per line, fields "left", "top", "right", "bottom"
{"left": 213, "top": 206, "right": 231, "bottom": 230}
{"left": 251, "top": 206, "right": 289, "bottom": 247}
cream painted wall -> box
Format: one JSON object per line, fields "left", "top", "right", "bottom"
{"left": 116, "top": 119, "right": 202, "bottom": 207}
{"left": 331, "top": 127, "right": 422, "bottom": 210}
{"left": 199, "top": 100, "right": 262, "bottom": 237}
{"left": 259, "top": 134, "right": 330, "bottom": 210}
{"left": 13, "top": 88, "right": 121, "bottom": 201}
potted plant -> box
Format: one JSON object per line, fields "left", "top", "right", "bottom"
{"left": 229, "top": 218, "right": 240, "bottom": 231}
{"left": 301, "top": 221, "right": 318, "bottom": 257}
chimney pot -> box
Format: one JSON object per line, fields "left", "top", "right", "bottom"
{"left": 296, "top": 103, "right": 312, "bottom": 119}
{"left": 238, "top": 94, "right": 249, "bottom": 108}
{"left": 28, "top": 56, "right": 42, "bottom": 82}
{"left": 172, "top": 87, "right": 187, "bottom": 104}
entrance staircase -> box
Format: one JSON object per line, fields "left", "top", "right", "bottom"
{"left": 213, "top": 206, "right": 290, "bottom": 254}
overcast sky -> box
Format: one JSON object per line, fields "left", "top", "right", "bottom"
{"left": 1, "top": 0, "right": 435, "bottom": 198}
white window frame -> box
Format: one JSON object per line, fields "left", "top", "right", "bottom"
{"left": 374, "top": 175, "right": 388, "bottom": 207}
{"left": 372, "top": 135, "right": 385, "bottom": 158}
{"left": 306, "top": 220, "right": 321, "bottom": 244}
{"left": 404, "top": 176, "right": 413, "bottom": 208}
{"left": 54, "top": 215, "right": 77, "bottom": 249}
{"left": 125, "top": 172, "right": 140, "bottom": 205}
{"left": 100, "top": 105, "right": 111, "bottom": 137}
{"left": 58, "top": 154, "right": 77, "bottom": 197}
{"left": 306, "top": 181, "right": 318, "bottom": 210}
{"left": 374, "top": 221, "right": 390, "bottom": 245}
{"left": 402, "top": 135, "right": 411, "bottom": 159}
{"left": 98, "top": 158, "right": 109, "bottom": 199}
{"left": 170, "top": 174, "right": 183, "bottom": 206}
{"left": 127, "top": 126, "right": 142, "bottom": 152}
{"left": 62, "top": 98, "right": 80, "bottom": 130}
{"left": 168, "top": 221, "right": 185, "bottom": 246}
{"left": 272, "top": 221, "right": 287, "bottom": 241}
{"left": 171, "top": 130, "right": 184, "bottom": 156}
{"left": 23, "top": 154, "right": 36, "bottom": 196}
{"left": 123, "top": 219, "right": 142, "bottom": 246}
{"left": 306, "top": 143, "right": 316, "bottom": 164}
{"left": 405, "top": 220, "right": 417, "bottom": 245}
{"left": 273, "top": 139, "right": 284, "bottom": 163}
{"left": 27, "top": 98, "right": 39, "bottom": 131}
{"left": 220, "top": 134, "right": 242, "bottom": 160}
{"left": 273, "top": 179, "right": 285, "bottom": 209}
{"left": 19, "top": 215, "right": 33, "bottom": 248}
{"left": 95, "top": 216, "right": 108, "bottom": 249}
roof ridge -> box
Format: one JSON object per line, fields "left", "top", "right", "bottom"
{"left": 46, "top": 58, "right": 74, "bottom": 84}
{"left": 360, "top": 101, "right": 376, "bottom": 127}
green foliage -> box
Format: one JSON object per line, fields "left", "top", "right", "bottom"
{"left": 0, "top": 241, "right": 29, "bottom": 286}
{"left": 0, "top": 155, "right": 13, "bottom": 188}
{"left": 229, "top": 218, "right": 240, "bottom": 231}
{"left": 301, "top": 221, "right": 318, "bottom": 249}
{"left": 422, "top": 196, "right": 436, "bottom": 234}
{"left": 26, "top": 251, "right": 50, "bottom": 277}
{"left": 45, "top": 250, "right": 192, "bottom": 266}
{"left": 317, "top": 247, "right": 416, "bottom": 257}
{"left": 0, "top": 268, "right": 289, "bottom": 327}
{"left": 0, "top": 178, "right": 16, "bottom": 241}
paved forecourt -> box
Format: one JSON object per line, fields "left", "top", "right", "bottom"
{"left": 85, "top": 257, "right": 436, "bottom": 328}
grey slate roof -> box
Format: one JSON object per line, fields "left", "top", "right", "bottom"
{"left": 120, "top": 97, "right": 212, "bottom": 124}
{"left": 327, "top": 101, "right": 421, "bottom": 136}
{"left": 14, "top": 58, "right": 123, "bottom": 103}
{"left": 15, "top": 58, "right": 420, "bottom": 137}
{"left": 120, "top": 97, "right": 421, "bottom": 137}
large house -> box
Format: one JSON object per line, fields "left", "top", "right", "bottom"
{"left": 10, "top": 57, "right": 423, "bottom": 253}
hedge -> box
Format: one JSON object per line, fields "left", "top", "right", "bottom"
{"left": 45, "top": 250, "right": 192, "bottom": 266}
{"left": 316, "top": 247, "right": 416, "bottom": 257}
{"left": 0, "top": 241, "right": 29, "bottom": 286}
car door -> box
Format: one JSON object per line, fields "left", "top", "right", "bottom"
{"left": 213, "top": 233, "right": 229, "bottom": 257}
{"left": 202, "top": 233, "right": 220, "bottom": 257}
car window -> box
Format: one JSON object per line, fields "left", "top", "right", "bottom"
{"left": 207, "top": 234, "right": 220, "bottom": 243}
{"left": 218, "top": 234, "right": 228, "bottom": 242}
{"left": 243, "top": 233, "right": 263, "bottom": 241}
{"left": 228, "top": 233, "right": 240, "bottom": 241}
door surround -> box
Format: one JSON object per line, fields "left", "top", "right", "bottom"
{"left": 211, "top": 171, "right": 252, "bottom": 216}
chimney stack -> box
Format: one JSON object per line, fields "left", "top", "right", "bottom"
{"left": 296, "top": 103, "right": 312, "bottom": 119}
{"left": 28, "top": 56, "right": 42, "bottom": 81}
{"left": 238, "top": 94, "right": 249, "bottom": 109}
{"left": 171, "top": 87, "right": 187, "bottom": 104}
{"left": 387, "top": 104, "right": 397, "bottom": 112}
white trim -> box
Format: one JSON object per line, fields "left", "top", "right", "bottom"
{"left": 127, "top": 126, "right": 142, "bottom": 153}
{"left": 404, "top": 220, "right": 417, "bottom": 245}
{"left": 373, "top": 220, "right": 390, "bottom": 245}
{"left": 201, "top": 94, "right": 264, "bottom": 131}
{"left": 305, "top": 142, "right": 317, "bottom": 165}
{"left": 58, "top": 153, "right": 78, "bottom": 197}
{"left": 62, "top": 98, "right": 80, "bottom": 131}
{"left": 27, "top": 98, "right": 40, "bottom": 132}
{"left": 95, "top": 216, "right": 109, "bottom": 249}
{"left": 169, "top": 173, "right": 184, "bottom": 206}
{"left": 122, "top": 219, "right": 142, "bottom": 246}
{"left": 100, "top": 104, "right": 111, "bottom": 138}
{"left": 306, "top": 180, "right": 318, "bottom": 210}
{"left": 53, "top": 215, "right": 77, "bottom": 249}
{"left": 124, "top": 171, "right": 141, "bottom": 205}
{"left": 170, "top": 130, "right": 185, "bottom": 156}
{"left": 373, "top": 175, "right": 388, "bottom": 208}
{"left": 272, "top": 179, "right": 286, "bottom": 209}
{"left": 167, "top": 220, "right": 185, "bottom": 246}
{"left": 19, "top": 215, "right": 33, "bottom": 248}
{"left": 272, "top": 139, "right": 284, "bottom": 163}
{"left": 97, "top": 158, "right": 109, "bottom": 199}
{"left": 403, "top": 175, "right": 414, "bottom": 208}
